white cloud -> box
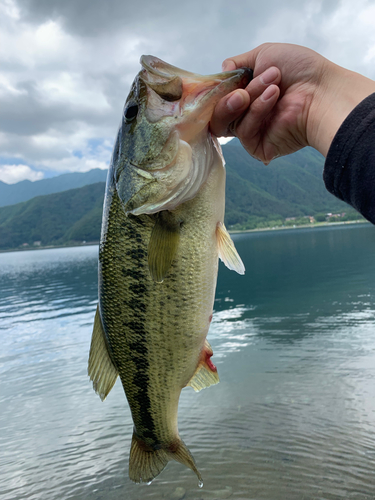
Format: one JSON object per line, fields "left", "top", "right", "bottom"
{"left": 0, "top": 0, "right": 20, "bottom": 21}
{"left": 1, "top": 0, "right": 375, "bottom": 178}
{"left": 218, "top": 137, "right": 234, "bottom": 145}
{"left": 0, "top": 164, "right": 44, "bottom": 184}
{"left": 37, "top": 156, "right": 109, "bottom": 174}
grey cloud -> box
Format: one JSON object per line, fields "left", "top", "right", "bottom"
{"left": 13, "top": 0, "right": 351, "bottom": 79}
{"left": 0, "top": 77, "right": 121, "bottom": 137}
{"left": 2, "top": 128, "right": 113, "bottom": 165}
{"left": 0, "top": 80, "right": 66, "bottom": 135}
{"left": 16, "top": 0, "right": 310, "bottom": 50}
{"left": 17, "top": 0, "right": 228, "bottom": 37}
{"left": 4, "top": 0, "right": 374, "bottom": 178}
{"left": 16, "top": 0, "right": 337, "bottom": 39}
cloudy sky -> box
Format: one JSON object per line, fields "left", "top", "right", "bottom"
{"left": 1, "top": 0, "right": 375, "bottom": 184}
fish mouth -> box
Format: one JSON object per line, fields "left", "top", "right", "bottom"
{"left": 140, "top": 55, "right": 253, "bottom": 88}
{"left": 140, "top": 55, "right": 253, "bottom": 139}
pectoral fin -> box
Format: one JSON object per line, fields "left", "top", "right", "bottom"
{"left": 216, "top": 221, "right": 245, "bottom": 275}
{"left": 88, "top": 305, "right": 118, "bottom": 401}
{"left": 148, "top": 211, "right": 181, "bottom": 283}
{"left": 187, "top": 340, "right": 220, "bottom": 392}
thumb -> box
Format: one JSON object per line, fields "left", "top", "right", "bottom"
{"left": 222, "top": 46, "right": 264, "bottom": 74}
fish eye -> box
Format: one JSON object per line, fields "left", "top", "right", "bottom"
{"left": 125, "top": 104, "right": 139, "bottom": 122}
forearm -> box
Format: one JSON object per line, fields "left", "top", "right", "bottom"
{"left": 307, "top": 61, "right": 375, "bottom": 157}
{"left": 323, "top": 93, "right": 375, "bottom": 224}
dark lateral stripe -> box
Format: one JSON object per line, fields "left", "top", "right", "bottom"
{"left": 120, "top": 216, "right": 158, "bottom": 446}
{"left": 101, "top": 192, "right": 158, "bottom": 446}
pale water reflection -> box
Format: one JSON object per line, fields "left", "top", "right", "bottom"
{"left": 1, "top": 224, "right": 375, "bottom": 499}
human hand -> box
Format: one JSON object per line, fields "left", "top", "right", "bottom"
{"left": 211, "top": 43, "right": 375, "bottom": 162}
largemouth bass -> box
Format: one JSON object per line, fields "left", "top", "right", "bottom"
{"left": 88, "top": 56, "right": 252, "bottom": 485}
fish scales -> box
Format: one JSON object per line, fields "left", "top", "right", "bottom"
{"left": 99, "top": 161, "right": 222, "bottom": 444}
{"left": 88, "top": 55, "right": 252, "bottom": 485}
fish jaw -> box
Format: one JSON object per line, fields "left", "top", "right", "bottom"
{"left": 140, "top": 55, "right": 253, "bottom": 142}
{"left": 113, "top": 57, "right": 252, "bottom": 216}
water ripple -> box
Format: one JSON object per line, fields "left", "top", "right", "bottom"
{"left": 2, "top": 227, "right": 375, "bottom": 499}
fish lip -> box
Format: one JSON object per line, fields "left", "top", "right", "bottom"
{"left": 140, "top": 55, "right": 193, "bottom": 79}
{"left": 181, "top": 67, "right": 254, "bottom": 113}
{"left": 206, "top": 67, "right": 253, "bottom": 96}
{"left": 139, "top": 56, "right": 253, "bottom": 130}
{"left": 140, "top": 55, "right": 253, "bottom": 88}
{"left": 239, "top": 67, "right": 254, "bottom": 85}
{"left": 174, "top": 67, "right": 253, "bottom": 140}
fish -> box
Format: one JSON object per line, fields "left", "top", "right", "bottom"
{"left": 88, "top": 55, "right": 252, "bottom": 485}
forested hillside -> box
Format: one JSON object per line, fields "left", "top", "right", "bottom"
{"left": 0, "top": 183, "right": 104, "bottom": 249}
{"left": 0, "top": 142, "right": 362, "bottom": 251}
{"left": 224, "top": 141, "right": 348, "bottom": 228}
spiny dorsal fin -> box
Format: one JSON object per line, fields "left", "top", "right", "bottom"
{"left": 216, "top": 221, "right": 245, "bottom": 275}
{"left": 88, "top": 305, "right": 118, "bottom": 401}
{"left": 187, "top": 339, "right": 220, "bottom": 392}
{"left": 148, "top": 211, "right": 181, "bottom": 283}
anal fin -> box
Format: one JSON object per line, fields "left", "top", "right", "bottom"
{"left": 88, "top": 305, "right": 118, "bottom": 401}
{"left": 216, "top": 221, "right": 245, "bottom": 275}
{"left": 187, "top": 340, "right": 220, "bottom": 392}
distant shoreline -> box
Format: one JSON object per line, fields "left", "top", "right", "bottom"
{"left": 230, "top": 219, "right": 369, "bottom": 234}
{"left": 0, "top": 219, "right": 370, "bottom": 254}
{"left": 0, "top": 241, "right": 100, "bottom": 254}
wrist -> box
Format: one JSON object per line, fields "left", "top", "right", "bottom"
{"left": 307, "top": 61, "right": 375, "bottom": 157}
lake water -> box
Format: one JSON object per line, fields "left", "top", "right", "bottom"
{"left": 2, "top": 223, "right": 375, "bottom": 500}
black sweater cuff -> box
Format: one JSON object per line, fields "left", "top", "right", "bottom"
{"left": 323, "top": 92, "right": 375, "bottom": 224}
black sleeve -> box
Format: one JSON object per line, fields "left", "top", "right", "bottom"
{"left": 323, "top": 92, "right": 375, "bottom": 224}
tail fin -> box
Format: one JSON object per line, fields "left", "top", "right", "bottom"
{"left": 129, "top": 433, "right": 169, "bottom": 484}
{"left": 129, "top": 432, "right": 203, "bottom": 485}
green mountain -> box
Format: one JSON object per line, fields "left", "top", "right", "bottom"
{"left": 0, "top": 169, "right": 107, "bottom": 207}
{"left": 224, "top": 140, "right": 347, "bottom": 227}
{"left": 0, "top": 183, "right": 105, "bottom": 249}
{"left": 0, "top": 142, "right": 360, "bottom": 251}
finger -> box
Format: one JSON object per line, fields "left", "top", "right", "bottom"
{"left": 235, "top": 85, "right": 280, "bottom": 158}
{"left": 210, "top": 89, "right": 250, "bottom": 137}
{"left": 221, "top": 60, "right": 236, "bottom": 71}
{"left": 246, "top": 66, "right": 281, "bottom": 104}
{"left": 237, "top": 84, "right": 280, "bottom": 138}
{"left": 222, "top": 46, "right": 264, "bottom": 72}
{"left": 210, "top": 67, "right": 281, "bottom": 138}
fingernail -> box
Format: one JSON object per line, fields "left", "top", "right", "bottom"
{"left": 227, "top": 92, "right": 245, "bottom": 112}
{"left": 261, "top": 86, "right": 276, "bottom": 101}
{"left": 260, "top": 67, "right": 279, "bottom": 85}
